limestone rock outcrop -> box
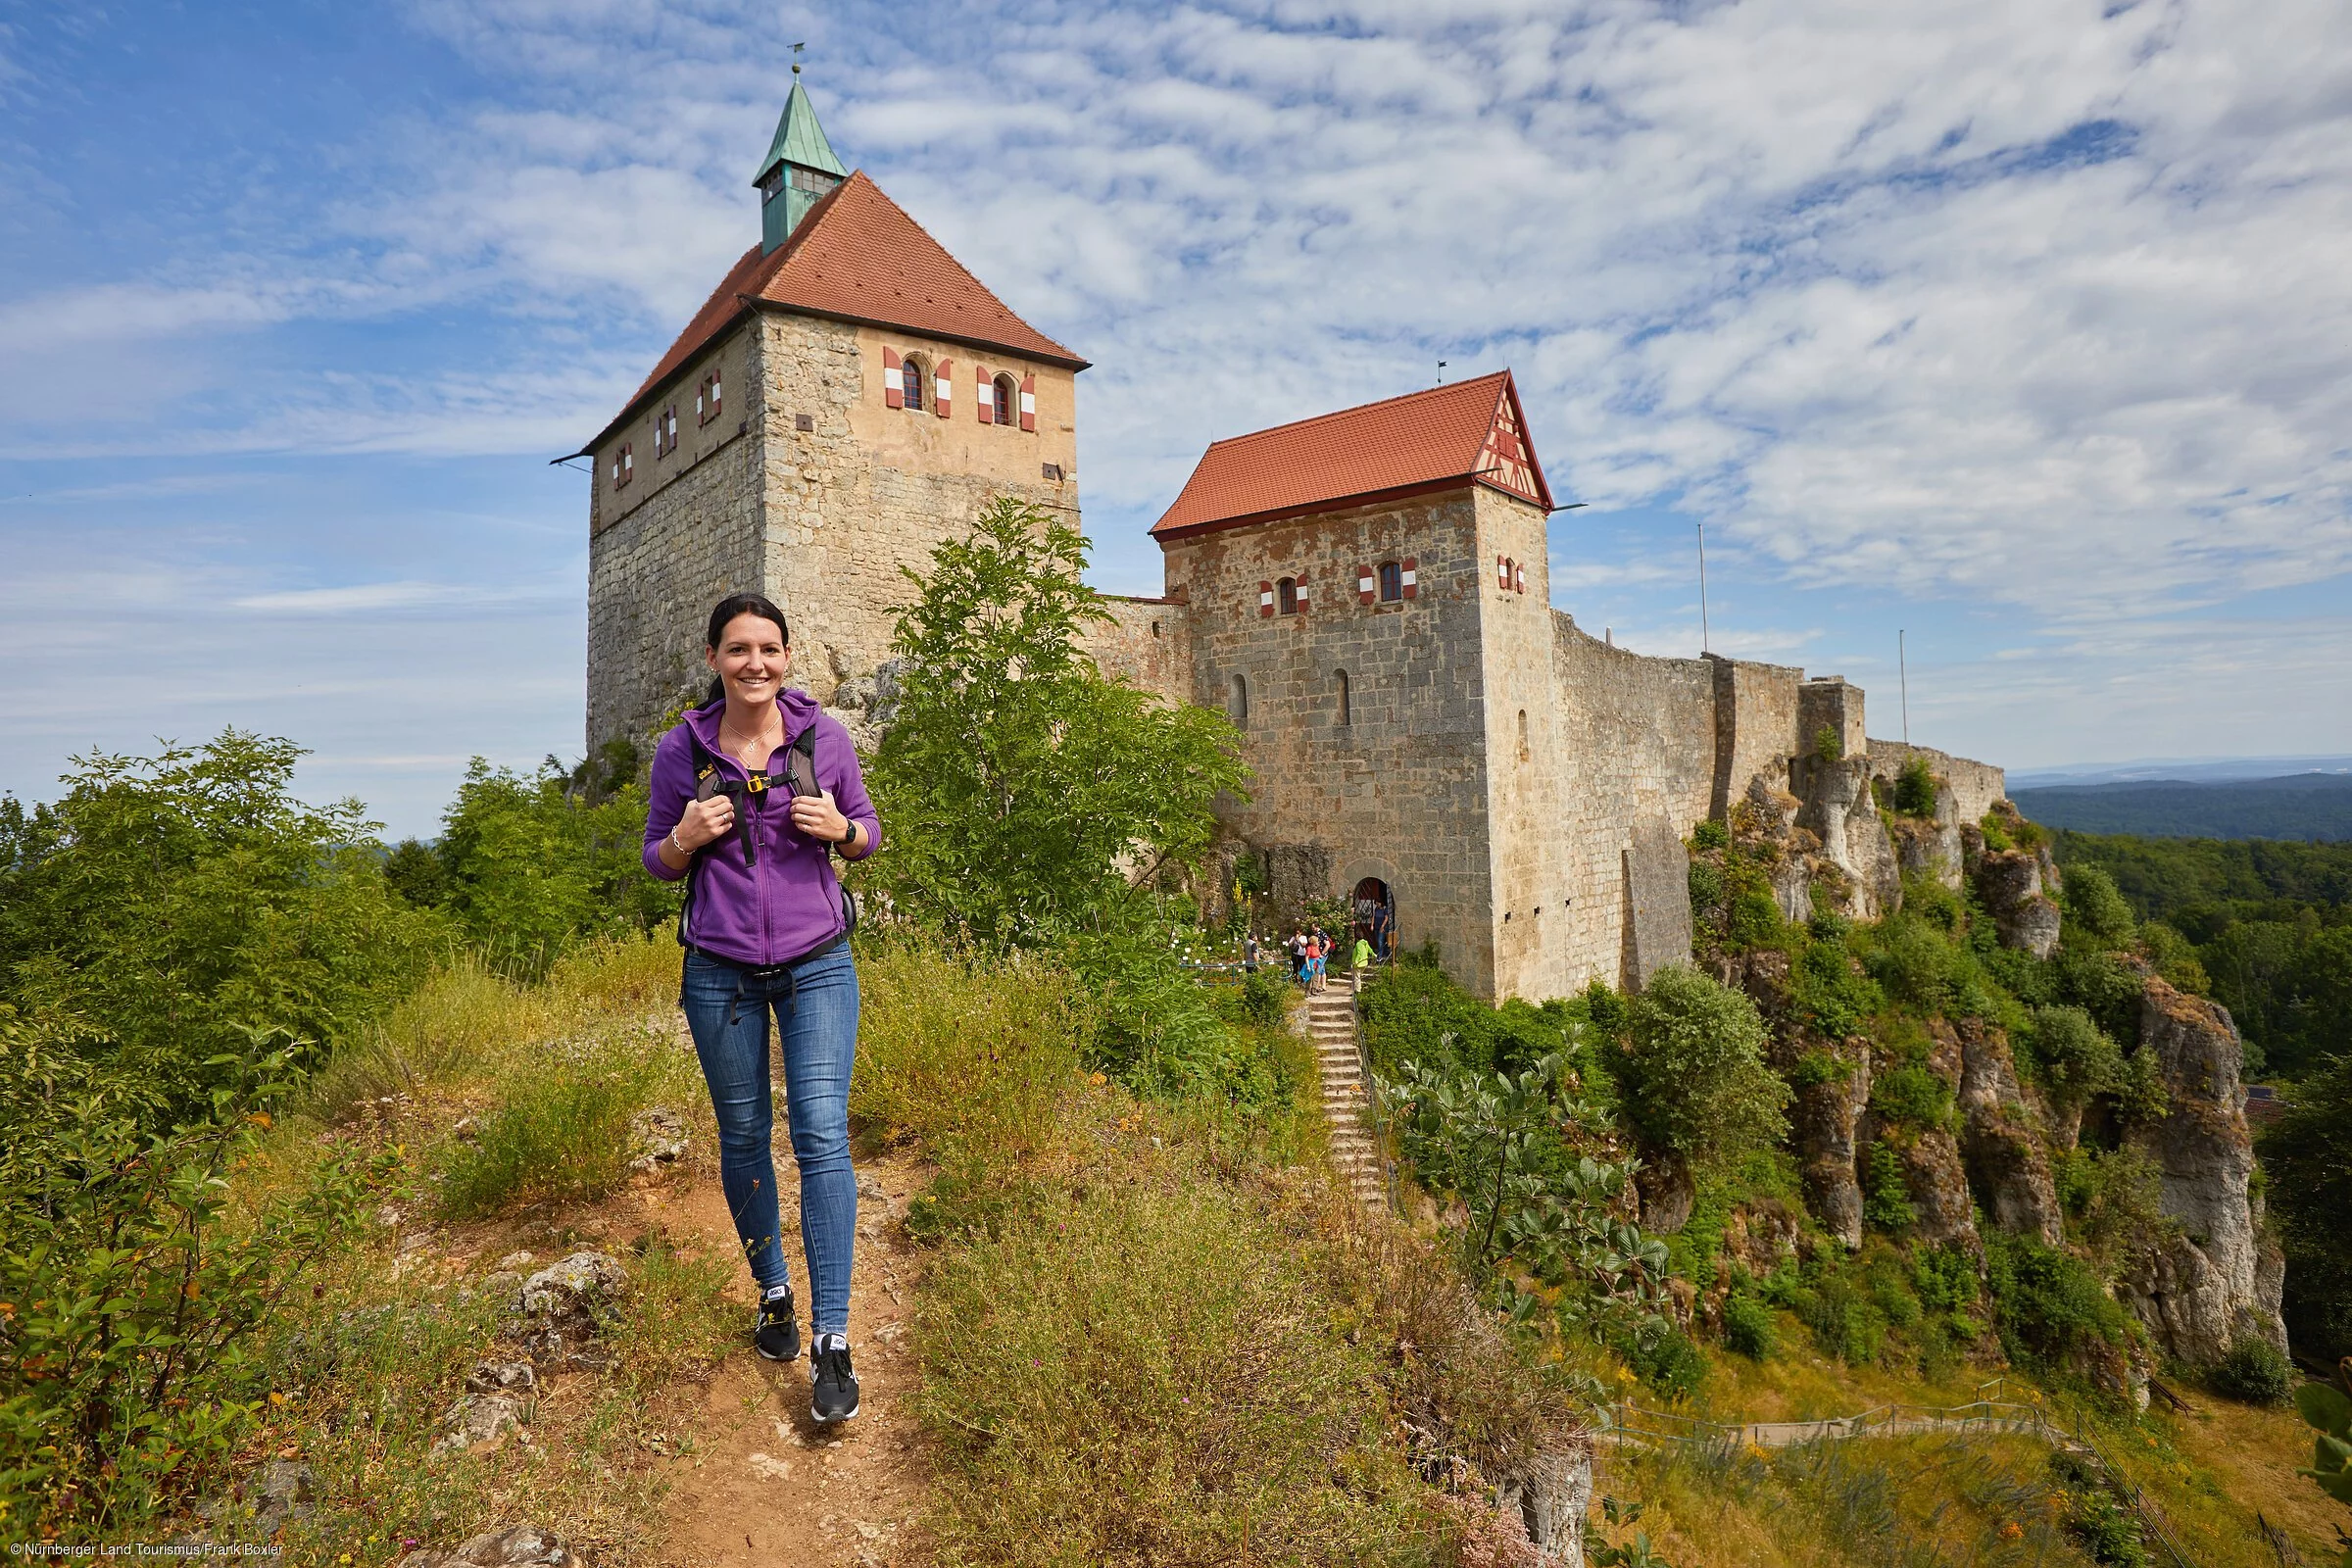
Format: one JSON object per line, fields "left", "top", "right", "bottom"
{"left": 1894, "top": 1127, "right": 1982, "bottom": 1257}
{"left": 1976, "top": 850, "right": 2061, "bottom": 958}
{"left": 2120, "top": 981, "right": 2288, "bottom": 1363}
{"left": 1953, "top": 1020, "right": 2063, "bottom": 1246}
{"left": 1886, "top": 784, "right": 1966, "bottom": 891}
{"left": 1791, "top": 757, "right": 1902, "bottom": 921}
{"left": 1791, "top": 1042, "right": 1872, "bottom": 1250}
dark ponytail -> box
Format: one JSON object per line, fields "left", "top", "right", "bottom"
{"left": 701, "top": 592, "right": 791, "bottom": 708}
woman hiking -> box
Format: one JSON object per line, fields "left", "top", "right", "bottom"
{"left": 642, "top": 593, "right": 877, "bottom": 1425}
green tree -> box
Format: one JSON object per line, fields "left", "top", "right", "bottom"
{"left": 0, "top": 733, "right": 448, "bottom": 1121}
{"left": 1615, "top": 965, "right": 1789, "bottom": 1175}
{"left": 2063, "top": 864, "right": 2136, "bottom": 947}
{"left": 866, "top": 497, "right": 1249, "bottom": 946}
{"left": 432, "top": 758, "right": 678, "bottom": 972}
{"left": 2262, "top": 1054, "right": 2352, "bottom": 1362}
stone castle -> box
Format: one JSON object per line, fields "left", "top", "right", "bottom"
{"left": 576, "top": 84, "right": 2005, "bottom": 1002}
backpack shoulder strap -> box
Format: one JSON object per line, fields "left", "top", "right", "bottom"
{"left": 675, "top": 715, "right": 722, "bottom": 950}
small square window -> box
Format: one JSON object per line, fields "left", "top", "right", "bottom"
{"left": 1042, "top": 462, "right": 1063, "bottom": 481}
{"left": 795, "top": 413, "right": 814, "bottom": 433}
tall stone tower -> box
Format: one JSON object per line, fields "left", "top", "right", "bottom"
{"left": 1138, "top": 373, "right": 1558, "bottom": 991}
{"left": 574, "top": 80, "right": 1089, "bottom": 754}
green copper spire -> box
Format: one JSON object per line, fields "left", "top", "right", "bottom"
{"left": 754, "top": 74, "right": 848, "bottom": 254}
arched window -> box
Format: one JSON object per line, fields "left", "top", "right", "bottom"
{"left": 1277, "top": 577, "right": 1298, "bottom": 615}
{"left": 1335, "top": 669, "right": 1351, "bottom": 727}
{"left": 902, "top": 354, "right": 927, "bottom": 413}
{"left": 993, "top": 373, "right": 1018, "bottom": 429}
{"left": 1517, "top": 709, "right": 1530, "bottom": 761}
{"left": 1379, "top": 562, "right": 1402, "bottom": 602}
{"left": 1230, "top": 673, "right": 1249, "bottom": 722}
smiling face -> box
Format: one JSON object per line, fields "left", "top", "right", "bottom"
{"left": 706, "top": 612, "right": 791, "bottom": 707}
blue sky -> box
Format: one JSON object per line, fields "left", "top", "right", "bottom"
{"left": 4, "top": 1, "right": 2349, "bottom": 838}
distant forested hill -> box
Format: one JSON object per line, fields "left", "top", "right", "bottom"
{"left": 2013, "top": 772, "right": 2352, "bottom": 841}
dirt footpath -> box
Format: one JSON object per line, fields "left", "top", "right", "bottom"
{"left": 640, "top": 1147, "right": 931, "bottom": 1567}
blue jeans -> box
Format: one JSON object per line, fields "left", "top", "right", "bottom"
{"left": 678, "top": 944, "right": 858, "bottom": 1335}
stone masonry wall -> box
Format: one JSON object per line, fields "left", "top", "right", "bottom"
{"left": 1536, "top": 616, "right": 1720, "bottom": 997}
{"left": 586, "top": 308, "right": 1084, "bottom": 752}
{"left": 756, "top": 317, "right": 1080, "bottom": 709}
{"left": 1160, "top": 487, "right": 1499, "bottom": 992}
{"left": 1709, "top": 655, "right": 1808, "bottom": 818}
{"left": 1868, "top": 739, "right": 2007, "bottom": 824}
{"left": 586, "top": 322, "right": 765, "bottom": 752}
{"left": 1081, "top": 595, "right": 1192, "bottom": 705}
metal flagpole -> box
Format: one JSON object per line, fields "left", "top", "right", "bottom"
{"left": 1899, "top": 629, "right": 1909, "bottom": 744}
{"left": 1697, "top": 522, "right": 1710, "bottom": 655}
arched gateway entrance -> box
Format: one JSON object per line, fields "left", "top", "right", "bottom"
{"left": 1351, "top": 876, "right": 1395, "bottom": 960}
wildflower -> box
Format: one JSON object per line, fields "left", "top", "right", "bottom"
{"left": 269, "top": 1392, "right": 286, "bottom": 1406}
{"left": 1999, "top": 1522, "right": 2023, "bottom": 1542}
{"left": 1089, "top": 1072, "right": 1105, "bottom": 1087}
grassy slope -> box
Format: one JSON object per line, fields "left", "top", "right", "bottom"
{"left": 1578, "top": 1311, "right": 2340, "bottom": 1567}
{"left": 193, "top": 938, "right": 1551, "bottom": 1566}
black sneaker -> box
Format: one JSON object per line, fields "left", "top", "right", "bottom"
{"left": 810, "top": 1333, "right": 859, "bottom": 1423}
{"left": 756, "top": 1286, "right": 801, "bottom": 1362}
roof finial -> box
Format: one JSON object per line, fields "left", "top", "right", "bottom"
{"left": 1436, "top": 360, "right": 1447, "bottom": 385}
{"left": 791, "top": 41, "right": 806, "bottom": 75}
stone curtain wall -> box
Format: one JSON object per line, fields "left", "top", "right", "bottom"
{"left": 1161, "top": 489, "right": 1499, "bottom": 988}
{"left": 1535, "top": 616, "right": 1720, "bottom": 997}
{"left": 1867, "top": 739, "right": 2007, "bottom": 824}
{"left": 1708, "top": 655, "right": 1809, "bottom": 819}
{"left": 1079, "top": 595, "right": 1193, "bottom": 706}
{"left": 587, "top": 323, "right": 765, "bottom": 752}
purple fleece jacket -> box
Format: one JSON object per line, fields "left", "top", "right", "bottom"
{"left": 641, "top": 691, "right": 880, "bottom": 966}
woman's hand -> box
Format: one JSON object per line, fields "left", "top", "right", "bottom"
{"left": 673, "top": 794, "right": 736, "bottom": 853}
{"left": 789, "top": 788, "right": 851, "bottom": 847}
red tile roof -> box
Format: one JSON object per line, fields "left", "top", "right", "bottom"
{"left": 582, "top": 172, "right": 1085, "bottom": 452}
{"left": 1150, "top": 371, "right": 1554, "bottom": 538}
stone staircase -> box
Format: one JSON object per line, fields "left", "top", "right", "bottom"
{"left": 1305, "top": 976, "right": 1387, "bottom": 1210}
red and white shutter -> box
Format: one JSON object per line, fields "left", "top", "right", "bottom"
{"left": 883, "top": 348, "right": 904, "bottom": 410}
{"left": 935, "top": 360, "right": 953, "bottom": 418}
{"left": 1401, "top": 557, "right": 1418, "bottom": 599}
{"left": 1018, "top": 373, "right": 1037, "bottom": 432}
{"left": 975, "top": 366, "right": 993, "bottom": 424}
{"left": 1497, "top": 555, "right": 1510, "bottom": 589}
{"left": 1295, "top": 569, "right": 1309, "bottom": 612}
{"left": 1516, "top": 563, "right": 1528, "bottom": 594}
{"left": 1357, "top": 564, "right": 1375, "bottom": 605}
{"left": 1259, "top": 580, "right": 1275, "bottom": 617}
{"left": 710, "top": 368, "right": 722, "bottom": 420}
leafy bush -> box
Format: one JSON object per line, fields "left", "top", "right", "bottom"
{"left": 2207, "top": 1336, "right": 2291, "bottom": 1405}
{"left": 429, "top": 759, "right": 680, "bottom": 972}
{"left": 2048, "top": 1450, "right": 2149, "bottom": 1567}
{"left": 866, "top": 498, "right": 1249, "bottom": 947}
{"left": 1869, "top": 1064, "right": 1954, "bottom": 1132}
{"left": 1069, "top": 918, "right": 1285, "bottom": 1113}
{"left": 1615, "top": 966, "right": 1788, "bottom": 1175}
{"left": 1813, "top": 724, "right": 1843, "bottom": 763}
{"left": 2134, "top": 920, "right": 2211, "bottom": 995}
{"left": 2022, "top": 1004, "right": 2125, "bottom": 1110}
{"left": 1861, "top": 1141, "right": 1916, "bottom": 1233}
{"left": 1239, "top": 967, "right": 1289, "bottom": 1027}
{"left": 0, "top": 1014, "right": 391, "bottom": 1534}
{"left": 1984, "top": 1235, "right": 2132, "bottom": 1373}
{"left": 1869, "top": 915, "right": 1966, "bottom": 1013}
{"left": 1687, "top": 860, "right": 1726, "bottom": 918}
{"left": 0, "top": 733, "right": 450, "bottom": 1125}
{"left": 1722, "top": 1294, "right": 1777, "bottom": 1360}
{"left": 1893, "top": 758, "right": 1938, "bottom": 817}
{"left": 1622, "top": 1326, "right": 1708, "bottom": 1401}
{"left": 1791, "top": 934, "right": 1882, "bottom": 1038}
{"left": 2064, "top": 865, "right": 2135, "bottom": 948}
{"left": 1691, "top": 818, "right": 1730, "bottom": 852}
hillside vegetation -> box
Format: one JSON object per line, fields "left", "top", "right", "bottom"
{"left": 4, "top": 502, "right": 2345, "bottom": 1565}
